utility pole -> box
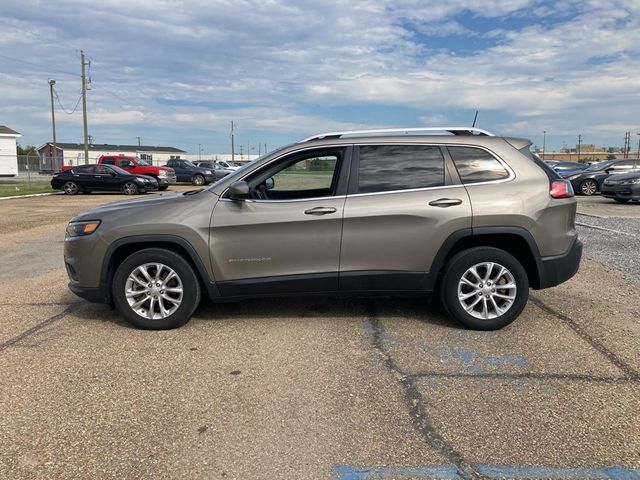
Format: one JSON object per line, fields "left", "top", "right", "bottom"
{"left": 230, "top": 121, "right": 235, "bottom": 163}
{"left": 637, "top": 132, "right": 640, "bottom": 159}
{"left": 624, "top": 131, "right": 630, "bottom": 159}
{"left": 577, "top": 134, "right": 582, "bottom": 161}
{"left": 80, "top": 50, "right": 90, "bottom": 164}
{"left": 247, "top": 140, "right": 250, "bottom": 160}
{"left": 239, "top": 145, "right": 243, "bottom": 161}
{"left": 136, "top": 136, "right": 142, "bottom": 146}
{"left": 48, "top": 79, "right": 57, "bottom": 168}
{"left": 198, "top": 143, "right": 202, "bottom": 161}
{"left": 258, "top": 143, "right": 261, "bottom": 156}
{"left": 542, "top": 130, "right": 546, "bottom": 156}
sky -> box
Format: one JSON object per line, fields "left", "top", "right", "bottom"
{"left": 1, "top": 0, "right": 640, "bottom": 154}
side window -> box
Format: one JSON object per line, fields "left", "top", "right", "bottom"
{"left": 95, "top": 166, "right": 110, "bottom": 175}
{"left": 72, "top": 165, "right": 95, "bottom": 174}
{"left": 101, "top": 157, "right": 115, "bottom": 165}
{"left": 449, "top": 146, "right": 510, "bottom": 184}
{"left": 357, "top": 145, "right": 444, "bottom": 194}
{"left": 245, "top": 149, "right": 342, "bottom": 200}
{"left": 120, "top": 159, "right": 133, "bottom": 168}
{"left": 612, "top": 162, "right": 633, "bottom": 170}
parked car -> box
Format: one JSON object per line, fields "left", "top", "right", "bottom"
{"left": 216, "top": 160, "right": 240, "bottom": 170}
{"left": 193, "top": 161, "right": 233, "bottom": 180}
{"left": 63, "top": 127, "right": 581, "bottom": 331}
{"left": 63, "top": 155, "right": 175, "bottom": 191}
{"left": 601, "top": 171, "right": 640, "bottom": 203}
{"left": 166, "top": 159, "right": 217, "bottom": 185}
{"left": 566, "top": 159, "right": 639, "bottom": 195}
{"left": 551, "top": 161, "right": 589, "bottom": 177}
{"left": 52, "top": 164, "right": 158, "bottom": 195}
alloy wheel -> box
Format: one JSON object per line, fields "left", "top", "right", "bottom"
{"left": 193, "top": 175, "right": 205, "bottom": 186}
{"left": 63, "top": 181, "right": 78, "bottom": 195}
{"left": 125, "top": 263, "right": 184, "bottom": 320}
{"left": 123, "top": 182, "right": 138, "bottom": 195}
{"left": 457, "top": 262, "right": 517, "bottom": 320}
{"left": 580, "top": 180, "right": 597, "bottom": 195}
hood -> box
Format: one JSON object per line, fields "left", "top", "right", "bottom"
{"left": 605, "top": 172, "right": 640, "bottom": 181}
{"left": 72, "top": 189, "right": 216, "bottom": 221}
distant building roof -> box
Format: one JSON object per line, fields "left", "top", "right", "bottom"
{"left": 38, "top": 142, "right": 186, "bottom": 153}
{"left": 0, "top": 125, "right": 21, "bottom": 135}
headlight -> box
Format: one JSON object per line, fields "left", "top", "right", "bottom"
{"left": 158, "top": 170, "right": 168, "bottom": 177}
{"left": 66, "top": 220, "right": 100, "bottom": 237}
{"left": 623, "top": 178, "right": 640, "bottom": 185}
{"left": 204, "top": 170, "right": 212, "bottom": 175}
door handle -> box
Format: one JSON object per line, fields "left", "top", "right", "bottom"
{"left": 428, "top": 198, "right": 463, "bottom": 207}
{"left": 304, "top": 206, "right": 337, "bottom": 215}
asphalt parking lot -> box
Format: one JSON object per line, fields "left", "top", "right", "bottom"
{"left": 1, "top": 191, "right": 639, "bottom": 479}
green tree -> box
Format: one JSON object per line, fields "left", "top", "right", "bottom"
{"left": 16, "top": 143, "right": 37, "bottom": 155}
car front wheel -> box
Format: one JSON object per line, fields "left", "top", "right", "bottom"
{"left": 62, "top": 181, "right": 79, "bottom": 195}
{"left": 192, "top": 174, "right": 205, "bottom": 186}
{"left": 440, "top": 247, "right": 529, "bottom": 330}
{"left": 112, "top": 248, "right": 201, "bottom": 330}
{"left": 122, "top": 182, "right": 139, "bottom": 195}
{"left": 580, "top": 179, "right": 598, "bottom": 196}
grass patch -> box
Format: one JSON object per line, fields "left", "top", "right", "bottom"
{"left": 0, "top": 181, "right": 56, "bottom": 197}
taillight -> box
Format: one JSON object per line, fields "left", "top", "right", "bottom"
{"left": 550, "top": 180, "right": 574, "bottom": 198}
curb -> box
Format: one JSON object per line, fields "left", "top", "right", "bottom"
{"left": 0, "top": 192, "right": 62, "bottom": 201}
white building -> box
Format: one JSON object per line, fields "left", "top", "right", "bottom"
{"left": 37, "top": 143, "right": 187, "bottom": 171}
{"left": 0, "top": 125, "right": 21, "bottom": 177}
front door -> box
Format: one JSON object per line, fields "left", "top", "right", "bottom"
{"left": 210, "top": 147, "right": 350, "bottom": 296}
{"left": 339, "top": 144, "right": 472, "bottom": 291}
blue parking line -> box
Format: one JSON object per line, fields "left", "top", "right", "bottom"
{"left": 333, "top": 464, "right": 640, "bottom": 480}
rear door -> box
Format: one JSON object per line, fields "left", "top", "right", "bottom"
{"left": 339, "top": 144, "right": 472, "bottom": 291}
{"left": 210, "top": 147, "right": 350, "bottom": 296}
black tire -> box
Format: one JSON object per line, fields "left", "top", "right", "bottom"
{"left": 158, "top": 185, "right": 169, "bottom": 191}
{"left": 439, "top": 247, "right": 529, "bottom": 330}
{"left": 192, "top": 174, "right": 205, "bottom": 186}
{"left": 614, "top": 198, "right": 629, "bottom": 203}
{"left": 62, "top": 181, "right": 79, "bottom": 195}
{"left": 580, "top": 179, "right": 598, "bottom": 196}
{"left": 122, "top": 181, "right": 138, "bottom": 195}
{"left": 112, "top": 248, "right": 201, "bottom": 330}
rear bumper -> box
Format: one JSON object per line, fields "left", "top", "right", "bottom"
{"left": 535, "top": 237, "right": 583, "bottom": 289}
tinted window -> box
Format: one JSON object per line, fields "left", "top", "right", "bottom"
{"left": 101, "top": 157, "right": 116, "bottom": 165}
{"left": 357, "top": 145, "right": 444, "bottom": 193}
{"left": 72, "top": 165, "right": 95, "bottom": 174}
{"left": 95, "top": 166, "right": 111, "bottom": 174}
{"left": 449, "top": 147, "right": 510, "bottom": 184}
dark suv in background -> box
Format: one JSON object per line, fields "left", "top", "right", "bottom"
{"left": 63, "top": 127, "right": 582, "bottom": 331}
{"left": 165, "top": 159, "right": 217, "bottom": 185}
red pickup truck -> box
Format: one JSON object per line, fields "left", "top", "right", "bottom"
{"left": 62, "top": 155, "right": 176, "bottom": 190}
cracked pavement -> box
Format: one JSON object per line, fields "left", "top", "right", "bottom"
{"left": 0, "top": 193, "right": 639, "bottom": 479}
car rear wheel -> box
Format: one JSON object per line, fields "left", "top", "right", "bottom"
{"left": 62, "top": 181, "right": 79, "bottom": 195}
{"left": 158, "top": 185, "right": 169, "bottom": 191}
{"left": 440, "top": 247, "right": 529, "bottom": 330}
{"left": 112, "top": 248, "right": 201, "bottom": 330}
{"left": 122, "top": 182, "right": 138, "bottom": 195}
{"left": 192, "top": 174, "right": 205, "bottom": 186}
{"left": 580, "top": 179, "right": 598, "bottom": 196}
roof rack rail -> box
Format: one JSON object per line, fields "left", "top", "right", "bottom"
{"left": 298, "top": 127, "right": 495, "bottom": 143}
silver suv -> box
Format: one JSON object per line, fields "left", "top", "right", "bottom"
{"left": 64, "top": 127, "right": 582, "bottom": 330}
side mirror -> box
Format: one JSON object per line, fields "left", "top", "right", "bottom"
{"left": 265, "top": 177, "right": 275, "bottom": 189}
{"left": 228, "top": 181, "right": 250, "bottom": 200}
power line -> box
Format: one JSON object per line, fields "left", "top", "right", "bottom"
{"left": 0, "top": 52, "right": 79, "bottom": 78}
{"left": 53, "top": 87, "right": 82, "bottom": 114}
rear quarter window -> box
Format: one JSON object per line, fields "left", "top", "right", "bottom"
{"left": 448, "top": 146, "right": 510, "bottom": 184}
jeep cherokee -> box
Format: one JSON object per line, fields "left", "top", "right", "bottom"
{"left": 63, "top": 127, "right": 582, "bottom": 330}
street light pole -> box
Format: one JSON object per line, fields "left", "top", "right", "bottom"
{"left": 542, "top": 130, "right": 546, "bottom": 156}
{"left": 48, "top": 79, "right": 57, "bottom": 169}
{"left": 637, "top": 132, "right": 640, "bottom": 159}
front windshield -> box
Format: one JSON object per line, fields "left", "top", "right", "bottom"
{"left": 184, "top": 160, "right": 198, "bottom": 168}
{"left": 585, "top": 160, "right": 612, "bottom": 172}
{"left": 136, "top": 157, "right": 151, "bottom": 166}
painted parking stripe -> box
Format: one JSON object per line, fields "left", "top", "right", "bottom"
{"left": 333, "top": 464, "right": 640, "bottom": 480}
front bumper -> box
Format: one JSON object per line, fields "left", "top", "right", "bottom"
{"left": 601, "top": 183, "right": 640, "bottom": 200}
{"left": 69, "top": 283, "right": 109, "bottom": 303}
{"left": 203, "top": 174, "right": 217, "bottom": 183}
{"left": 535, "top": 237, "right": 583, "bottom": 289}
{"left": 157, "top": 174, "right": 177, "bottom": 186}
